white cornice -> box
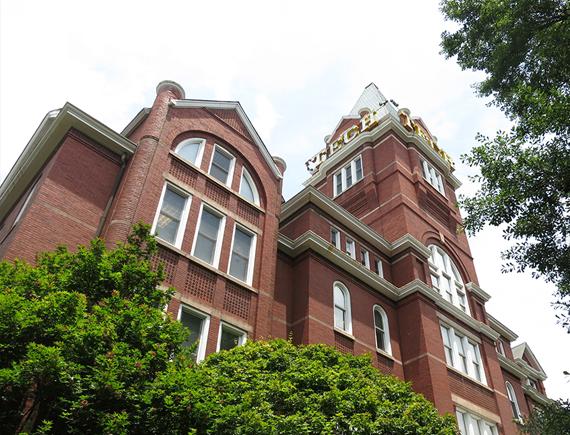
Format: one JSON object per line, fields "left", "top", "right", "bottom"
{"left": 281, "top": 186, "right": 393, "bottom": 255}
{"left": 303, "top": 112, "right": 462, "bottom": 190}
{"left": 515, "top": 358, "right": 547, "bottom": 381}
{"left": 487, "top": 313, "right": 518, "bottom": 342}
{"left": 0, "top": 103, "right": 137, "bottom": 223}
{"left": 465, "top": 282, "right": 492, "bottom": 302}
{"left": 121, "top": 107, "right": 151, "bottom": 137}
{"left": 391, "top": 235, "right": 432, "bottom": 259}
{"left": 521, "top": 383, "right": 552, "bottom": 405}
{"left": 277, "top": 231, "right": 400, "bottom": 300}
{"left": 497, "top": 353, "right": 528, "bottom": 379}
{"left": 169, "top": 99, "right": 282, "bottom": 180}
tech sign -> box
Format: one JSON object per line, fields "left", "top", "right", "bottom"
{"left": 305, "top": 107, "right": 455, "bottom": 173}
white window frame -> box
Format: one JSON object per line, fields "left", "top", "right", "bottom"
{"left": 331, "top": 228, "right": 341, "bottom": 249}
{"left": 191, "top": 203, "right": 226, "bottom": 268}
{"left": 239, "top": 167, "right": 260, "bottom": 205}
{"left": 429, "top": 245, "right": 470, "bottom": 315}
{"left": 440, "top": 324, "right": 487, "bottom": 385}
{"left": 227, "top": 223, "right": 257, "bottom": 285}
{"left": 151, "top": 182, "right": 192, "bottom": 249}
{"left": 346, "top": 239, "right": 356, "bottom": 260}
{"left": 421, "top": 158, "right": 445, "bottom": 195}
{"left": 217, "top": 321, "right": 247, "bottom": 351}
{"left": 178, "top": 304, "right": 210, "bottom": 362}
{"left": 373, "top": 305, "right": 391, "bottom": 354}
{"left": 334, "top": 155, "right": 363, "bottom": 196}
{"left": 360, "top": 247, "right": 370, "bottom": 268}
{"left": 333, "top": 281, "right": 352, "bottom": 334}
{"left": 506, "top": 381, "right": 521, "bottom": 420}
{"left": 208, "top": 144, "right": 236, "bottom": 187}
{"left": 175, "top": 138, "right": 206, "bottom": 167}
{"left": 495, "top": 339, "right": 506, "bottom": 356}
{"left": 456, "top": 408, "right": 498, "bottom": 435}
{"left": 374, "top": 258, "right": 384, "bottom": 278}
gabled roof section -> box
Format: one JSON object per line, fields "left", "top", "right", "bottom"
{"left": 169, "top": 99, "right": 282, "bottom": 180}
{"left": 0, "top": 103, "right": 137, "bottom": 223}
{"left": 512, "top": 343, "right": 547, "bottom": 378}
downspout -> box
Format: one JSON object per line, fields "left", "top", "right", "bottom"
{"left": 95, "top": 153, "right": 127, "bottom": 238}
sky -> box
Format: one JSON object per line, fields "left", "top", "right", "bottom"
{"left": 1, "top": 0, "right": 568, "bottom": 401}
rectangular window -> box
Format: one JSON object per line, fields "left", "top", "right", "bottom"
{"left": 217, "top": 322, "right": 247, "bottom": 352}
{"left": 441, "top": 324, "right": 487, "bottom": 384}
{"left": 228, "top": 225, "right": 256, "bottom": 284}
{"left": 209, "top": 145, "right": 235, "bottom": 186}
{"left": 334, "top": 156, "right": 364, "bottom": 196}
{"left": 360, "top": 248, "right": 369, "bottom": 268}
{"left": 346, "top": 239, "right": 355, "bottom": 259}
{"left": 331, "top": 228, "right": 340, "bottom": 249}
{"left": 374, "top": 258, "right": 384, "bottom": 278}
{"left": 421, "top": 158, "right": 445, "bottom": 195}
{"left": 179, "top": 305, "right": 210, "bottom": 362}
{"left": 152, "top": 183, "right": 191, "bottom": 248}
{"left": 456, "top": 408, "right": 497, "bottom": 435}
{"left": 192, "top": 205, "right": 225, "bottom": 267}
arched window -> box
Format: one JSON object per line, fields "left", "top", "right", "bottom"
{"left": 240, "top": 168, "right": 259, "bottom": 205}
{"left": 506, "top": 381, "right": 521, "bottom": 419}
{"left": 333, "top": 282, "right": 352, "bottom": 334}
{"left": 373, "top": 305, "right": 391, "bottom": 354}
{"left": 175, "top": 138, "right": 206, "bottom": 167}
{"left": 428, "top": 245, "right": 470, "bottom": 315}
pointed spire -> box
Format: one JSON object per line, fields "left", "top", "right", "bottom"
{"left": 349, "top": 83, "right": 388, "bottom": 116}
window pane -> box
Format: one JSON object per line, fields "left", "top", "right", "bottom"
{"left": 456, "top": 411, "right": 467, "bottom": 435}
{"left": 229, "top": 229, "right": 252, "bottom": 282}
{"left": 210, "top": 149, "right": 231, "bottom": 183}
{"left": 240, "top": 173, "right": 255, "bottom": 202}
{"left": 336, "top": 173, "right": 343, "bottom": 194}
{"left": 335, "top": 306, "right": 345, "bottom": 330}
{"left": 334, "top": 286, "right": 345, "bottom": 309}
{"left": 180, "top": 311, "right": 203, "bottom": 353}
{"left": 194, "top": 210, "right": 221, "bottom": 264}
{"left": 374, "top": 310, "right": 384, "bottom": 329}
{"left": 331, "top": 229, "right": 337, "bottom": 246}
{"left": 178, "top": 143, "right": 200, "bottom": 164}
{"left": 156, "top": 189, "right": 185, "bottom": 244}
{"left": 355, "top": 158, "right": 363, "bottom": 180}
{"left": 346, "top": 166, "right": 352, "bottom": 187}
{"left": 220, "top": 328, "right": 241, "bottom": 351}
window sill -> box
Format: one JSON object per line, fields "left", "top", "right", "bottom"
{"left": 376, "top": 348, "right": 394, "bottom": 360}
{"left": 334, "top": 327, "right": 355, "bottom": 340}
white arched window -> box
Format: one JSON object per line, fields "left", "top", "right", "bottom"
{"left": 175, "top": 138, "right": 206, "bottom": 167}
{"left": 428, "top": 245, "right": 470, "bottom": 315}
{"left": 506, "top": 381, "right": 521, "bottom": 419}
{"left": 333, "top": 282, "right": 352, "bottom": 334}
{"left": 239, "top": 168, "right": 259, "bottom": 205}
{"left": 373, "top": 305, "right": 391, "bottom": 354}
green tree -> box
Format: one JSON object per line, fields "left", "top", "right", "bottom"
{"left": 439, "top": 0, "right": 570, "bottom": 331}
{"left": 144, "top": 339, "right": 460, "bottom": 435}
{"left": 0, "top": 224, "right": 190, "bottom": 434}
{"left": 520, "top": 399, "right": 570, "bottom": 435}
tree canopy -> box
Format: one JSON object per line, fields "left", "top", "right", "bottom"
{"left": 145, "top": 339, "right": 460, "bottom": 435}
{"left": 0, "top": 224, "right": 190, "bottom": 434}
{"left": 520, "top": 399, "right": 570, "bottom": 435}
{"left": 440, "top": 0, "right": 570, "bottom": 332}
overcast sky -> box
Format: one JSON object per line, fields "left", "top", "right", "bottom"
{"left": 1, "top": 0, "right": 568, "bottom": 401}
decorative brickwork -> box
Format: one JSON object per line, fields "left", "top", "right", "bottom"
{"left": 447, "top": 368, "right": 498, "bottom": 412}
{"left": 68, "top": 128, "right": 123, "bottom": 164}
{"left": 223, "top": 282, "right": 252, "bottom": 320}
{"left": 424, "top": 191, "right": 451, "bottom": 231}
{"left": 169, "top": 157, "right": 197, "bottom": 188}
{"left": 153, "top": 246, "right": 179, "bottom": 285}
{"left": 376, "top": 353, "right": 395, "bottom": 375}
{"left": 237, "top": 199, "right": 260, "bottom": 226}
{"left": 334, "top": 331, "right": 354, "bottom": 355}
{"left": 208, "top": 109, "right": 253, "bottom": 141}
{"left": 185, "top": 262, "right": 216, "bottom": 303}
{"left": 205, "top": 180, "right": 230, "bottom": 208}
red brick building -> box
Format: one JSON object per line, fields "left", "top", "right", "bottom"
{"left": 0, "top": 80, "right": 550, "bottom": 434}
